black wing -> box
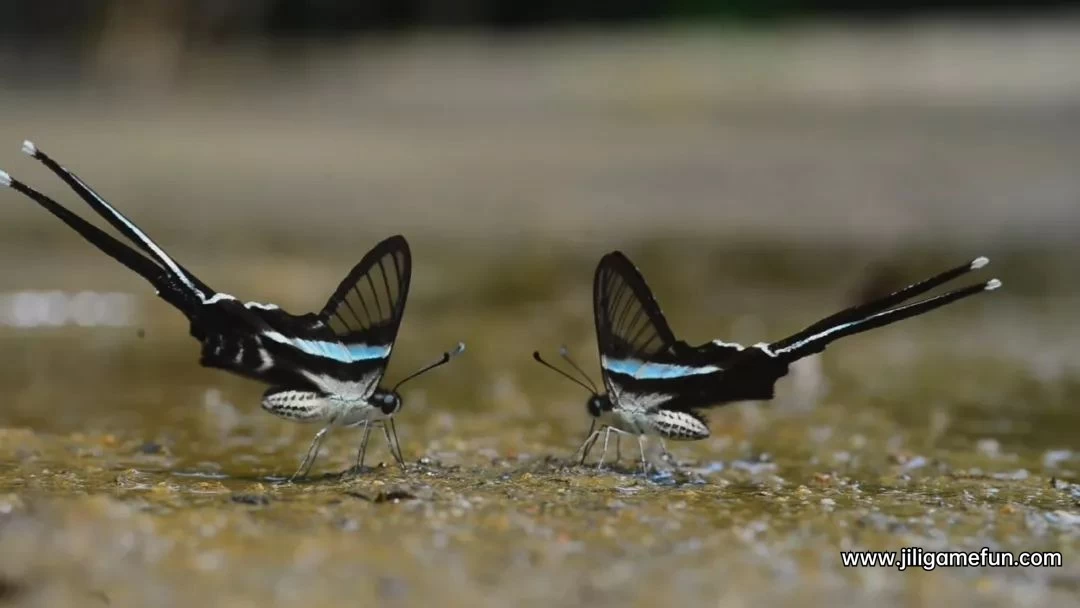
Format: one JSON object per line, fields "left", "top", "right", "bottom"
{"left": 667, "top": 256, "right": 999, "bottom": 411}
{"left": 319, "top": 234, "right": 412, "bottom": 359}
{"left": 242, "top": 236, "right": 412, "bottom": 400}
{"left": 594, "top": 252, "right": 733, "bottom": 404}
{"left": 6, "top": 142, "right": 215, "bottom": 317}
{"left": 594, "top": 251, "right": 678, "bottom": 367}
{"left": 591, "top": 251, "right": 786, "bottom": 412}
{"left": 590, "top": 251, "right": 800, "bottom": 414}
{"left": 769, "top": 257, "right": 996, "bottom": 358}
{"left": 22, "top": 141, "right": 215, "bottom": 302}
{"left": 195, "top": 238, "right": 412, "bottom": 397}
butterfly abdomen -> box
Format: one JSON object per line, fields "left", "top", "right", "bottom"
{"left": 651, "top": 410, "right": 709, "bottom": 440}
{"left": 261, "top": 388, "right": 333, "bottom": 422}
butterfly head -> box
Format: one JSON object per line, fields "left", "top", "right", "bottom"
{"left": 385, "top": 342, "right": 466, "bottom": 414}
{"left": 586, "top": 393, "right": 613, "bottom": 418}
{"left": 532, "top": 348, "right": 610, "bottom": 418}
{"left": 371, "top": 389, "right": 403, "bottom": 415}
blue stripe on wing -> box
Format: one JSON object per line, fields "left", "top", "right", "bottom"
{"left": 602, "top": 356, "right": 720, "bottom": 380}
{"left": 262, "top": 330, "right": 391, "bottom": 363}
{"left": 343, "top": 343, "right": 392, "bottom": 361}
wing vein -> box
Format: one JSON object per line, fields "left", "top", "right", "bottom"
{"left": 365, "top": 272, "right": 383, "bottom": 321}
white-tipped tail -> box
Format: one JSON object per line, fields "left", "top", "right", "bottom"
{"left": 985, "top": 278, "right": 1002, "bottom": 291}
{"left": 0, "top": 169, "right": 10, "bottom": 187}
{"left": 21, "top": 140, "right": 38, "bottom": 157}
{"left": 971, "top": 256, "right": 989, "bottom": 270}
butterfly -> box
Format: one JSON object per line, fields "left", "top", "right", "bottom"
{"left": 535, "top": 250, "right": 1000, "bottom": 474}
{"left": 1, "top": 140, "right": 464, "bottom": 480}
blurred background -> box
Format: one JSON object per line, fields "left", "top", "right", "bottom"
{"left": 0, "top": 2, "right": 1079, "bottom": 607}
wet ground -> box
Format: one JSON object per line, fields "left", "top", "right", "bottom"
{"left": 0, "top": 22, "right": 1079, "bottom": 608}
{"left": 0, "top": 240, "right": 1077, "bottom": 607}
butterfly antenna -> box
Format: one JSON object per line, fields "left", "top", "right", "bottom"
{"left": 393, "top": 342, "right": 465, "bottom": 391}
{"left": 558, "top": 346, "right": 599, "bottom": 393}
{"left": 532, "top": 351, "right": 596, "bottom": 394}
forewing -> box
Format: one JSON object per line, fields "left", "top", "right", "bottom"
{"left": 319, "top": 235, "right": 412, "bottom": 364}
{"left": 593, "top": 251, "right": 680, "bottom": 388}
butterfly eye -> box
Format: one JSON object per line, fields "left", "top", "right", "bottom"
{"left": 587, "top": 397, "right": 602, "bottom": 417}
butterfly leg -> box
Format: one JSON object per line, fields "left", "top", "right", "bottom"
{"left": 290, "top": 425, "right": 333, "bottom": 481}
{"left": 355, "top": 420, "right": 374, "bottom": 470}
{"left": 597, "top": 427, "right": 632, "bottom": 470}
{"left": 573, "top": 420, "right": 600, "bottom": 465}
{"left": 389, "top": 418, "right": 408, "bottom": 470}
{"left": 596, "top": 426, "right": 615, "bottom": 470}
{"left": 659, "top": 438, "right": 673, "bottom": 465}
{"left": 597, "top": 427, "right": 635, "bottom": 471}
{"left": 637, "top": 435, "right": 649, "bottom": 475}
{"left": 575, "top": 431, "right": 600, "bottom": 465}
{"left": 383, "top": 420, "right": 407, "bottom": 471}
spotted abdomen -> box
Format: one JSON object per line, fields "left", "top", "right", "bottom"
{"left": 261, "top": 387, "right": 332, "bottom": 422}
{"left": 652, "top": 409, "right": 710, "bottom": 440}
